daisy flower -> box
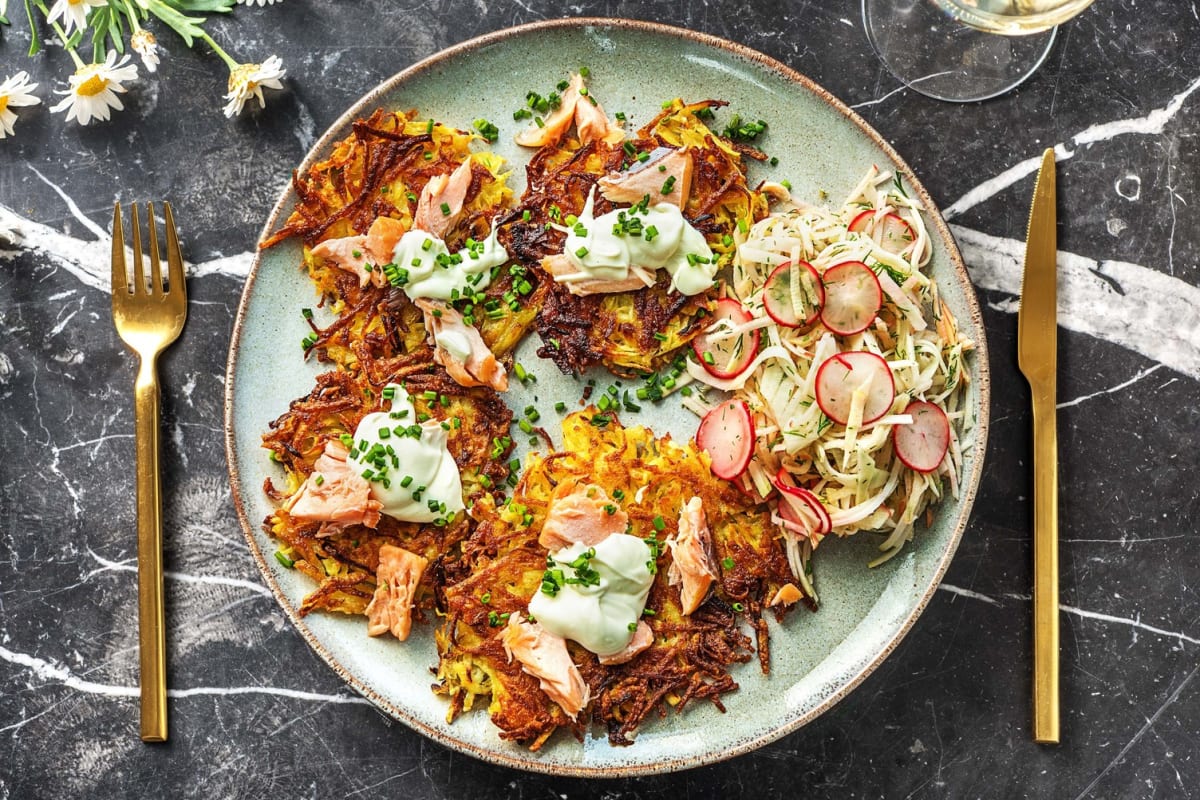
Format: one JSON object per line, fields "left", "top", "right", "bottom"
{"left": 0, "top": 72, "right": 42, "bottom": 140}
{"left": 50, "top": 52, "right": 139, "bottom": 126}
{"left": 46, "top": 0, "right": 106, "bottom": 36}
{"left": 131, "top": 30, "right": 161, "bottom": 74}
{"left": 223, "top": 56, "right": 286, "bottom": 117}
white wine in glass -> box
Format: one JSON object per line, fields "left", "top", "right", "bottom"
{"left": 862, "top": 0, "right": 1097, "bottom": 102}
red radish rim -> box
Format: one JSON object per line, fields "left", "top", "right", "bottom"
{"left": 847, "top": 209, "right": 874, "bottom": 233}
{"left": 848, "top": 210, "right": 916, "bottom": 248}
{"left": 892, "top": 400, "right": 951, "bottom": 474}
{"left": 819, "top": 261, "right": 883, "bottom": 336}
{"left": 763, "top": 260, "right": 824, "bottom": 329}
{"left": 776, "top": 499, "right": 815, "bottom": 536}
{"left": 696, "top": 398, "right": 755, "bottom": 480}
{"left": 880, "top": 213, "right": 916, "bottom": 249}
{"left": 772, "top": 468, "right": 832, "bottom": 534}
{"left": 692, "top": 298, "right": 761, "bottom": 379}
{"left": 813, "top": 350, "right": 896, "bottom": 426}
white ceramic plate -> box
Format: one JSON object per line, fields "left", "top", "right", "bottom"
{"left": 225, "top": 18, "right": 990, "bottom": 777}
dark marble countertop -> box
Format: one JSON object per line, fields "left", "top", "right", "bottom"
{"left": 2, "top": 2, "right": 1197, "bottom": 798}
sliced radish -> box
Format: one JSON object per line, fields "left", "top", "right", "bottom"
{"left": 772, "top": 468, "right": 832, "bottom": 534}
{"left": 893, "top": 400, "right": 951, "bottom": 473}
{"left": 820, "top": 261, "right": 882, "bottom": 336}
{"left": 848, "top": 210, "right": 916, "bottom": 255}
{"left": 696, "top": 399, "right": 756, "bottom": 480}
{"left": 763, "top": 260, "right": 823, "bottom": 328}
{"left": 692, "top": 297, "right": 760, "bottom": 379}
{"left": 814, "top": 351, "right": 895, "bottom": 426}
{"left": 776, "top": 500, "right": 815, "bottom": 536}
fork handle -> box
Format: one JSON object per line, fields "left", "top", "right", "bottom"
{"left": 1031, "top": 386, "right": 1059, "bottom": 744}
{"left": 135, "top": 354, "right": 168, "bottom": 742}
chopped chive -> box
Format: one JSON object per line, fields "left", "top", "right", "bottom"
{"left": 274, "top": 551, "right": 295, "bottom": 569}
{"left": 652, "top": 515, "right": 665, "bottom": 531}
{"left": 722, "top": 556, "right": 735, "bottom": 569}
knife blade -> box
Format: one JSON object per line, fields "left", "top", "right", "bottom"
{"left": 1018, "top": 148, "right": 1060, "bottom": 745}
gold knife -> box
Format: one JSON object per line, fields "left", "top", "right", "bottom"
{"left": 1018, "top": 148, "right": 1059, "bottom": 745}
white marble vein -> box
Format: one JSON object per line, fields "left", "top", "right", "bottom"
{"left": 0, "top": 642, "right": 371, "bottom": 707}
{"left": 954, "top": 225, "right": 1200, "bottom": 380}
{"left": 85, "top": 549, "right": 273, "bottom": 598}
{"left": 1057, "top": 364, "right": 1165, "bottom": 410}
{"left": 1071, "top": 665, "right": 1200, "bottom": 800}
{"left": 939, "top": 584, "right": 1200, "bottom": 648}
{"left": 944, "top": 73, "right": 1200, "bottom": 220}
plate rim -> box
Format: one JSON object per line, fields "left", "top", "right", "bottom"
{"left": 223, "top": 16, "right": 991, "bottom": 777}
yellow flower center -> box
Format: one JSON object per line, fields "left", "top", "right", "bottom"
{"left": 68, "top": 0, "right": 85, "bottom": 6}
{"left": 228, "top": 64, "right": 259, "bottom": 94}
{"left": 77, "top": 73, "right": 109, "bottom": 97}
{"left": 0, "top": 97, "right": 8, "bottom": 113}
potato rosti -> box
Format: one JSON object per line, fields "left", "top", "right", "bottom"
{"left": 505, "top": 91, "right": 769, "bottom": 376}
{"left": 434, "top": 410, "right": 803, "bottom": 748}
{"left": 256, "top": 94, "right": 813, "bottom": 753}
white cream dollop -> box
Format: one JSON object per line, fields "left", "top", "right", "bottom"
{"left": 392, "top": 227, "right": 508, "bottom": 301}
{"left": 558, "top": 189, "right": 717, "bottom": 296}
{"left": 348, "top": 384, "right": 464, "bottom": 524}
{"left": 527, "top": 534, "right": 656, "bottom": 657}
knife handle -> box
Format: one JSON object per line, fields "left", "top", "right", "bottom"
{"left": 1031, "top": 385, "right": 1059, "bottom": 744}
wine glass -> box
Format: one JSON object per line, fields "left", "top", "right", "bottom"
{"left": 862, "top": 0, "right": 1097, "bottom": 103}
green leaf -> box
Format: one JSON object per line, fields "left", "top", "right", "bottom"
{"left": 23, "top": 0, "right": 40, "bottom": 55}
{"left": 1, "top": 0, "right": 9, "bottom": 26}
{"left": 146, "top": 2, "right": 207, "bottom": 46}
{"left": 166, "top": 0, "right": 234, "bottom": 12}
{"left": 89, "top": 7, "right": 125, "bottom": 56}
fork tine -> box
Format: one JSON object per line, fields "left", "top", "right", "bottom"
{"left": 162, "top": 202, "right": 185, "bottom": 297}
{"left": 111, "top": 203, "right": 127, "bottom": 296}
{"left": 130, "top": 203, "right": 144, "bottom": 295}
{"left": 146, "top": 203, "right": 163, "bottom": 295}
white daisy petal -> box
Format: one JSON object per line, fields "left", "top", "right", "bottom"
{"left": 0, "top": 71, "right": 42, "bottom": 139}
{"left": 223, "top": 56, "right": 288, "bottom": 117}
{"left": 46, "top": 0, "right": 106, "bottom": 35}
{"left": 52, "top": 51, "right": 139, "bottom": 127}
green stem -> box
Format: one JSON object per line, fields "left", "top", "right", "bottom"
{"left": 123, "top": 0, "right": 143, "bottom": 33}
{"left": 198, "top": 31, "right": 238, "bottom": 71}
{"left": 34, "top": 0, "right": 86, "bottom": 69}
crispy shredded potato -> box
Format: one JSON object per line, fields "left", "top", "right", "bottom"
{"left": 434, "top": 411, "right": 803, "bottom": 748}
{"left": 506, "top": 99, "right": 769, "bottom": 376}
{"left": 258, "top": 100, "right": 803, "bottom": 752}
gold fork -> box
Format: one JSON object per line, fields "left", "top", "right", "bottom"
{"left": 111, "top": 202, "right": 187, "bottom": 742}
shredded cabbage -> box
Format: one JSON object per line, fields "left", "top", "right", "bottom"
{"left": 690, "top": 167, "right": 975, "bottom": 573}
